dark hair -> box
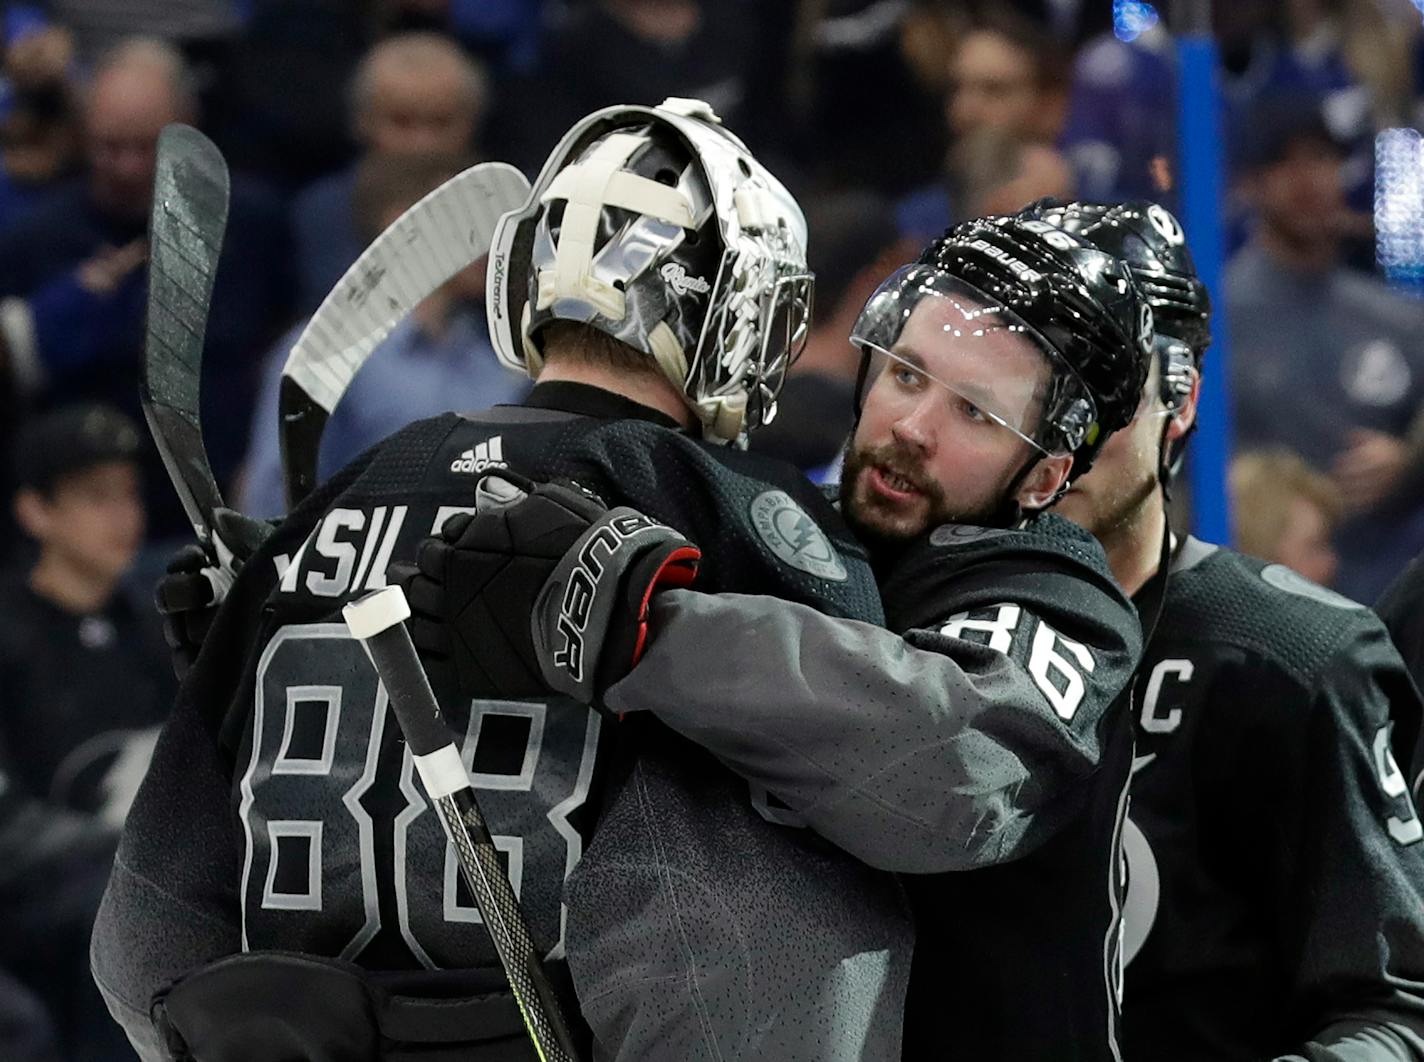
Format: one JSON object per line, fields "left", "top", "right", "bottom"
{"left": 961, "top": 9, "right": 1071, "bottom": 93}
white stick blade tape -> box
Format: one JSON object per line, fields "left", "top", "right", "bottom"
{"left": 414, "top": 745, "right": 470, "bottom": 799}
{"left": 285, "top": 161, "right": 532, "bottom": 412}
{"left": 342, "top": 585, "right": 411, "bottom": 640}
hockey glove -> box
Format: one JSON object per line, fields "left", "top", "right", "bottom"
{"left": 394, "top": 474, "right": 700, "bottom": 706}
{"left": 155, "top": 508, "right": 274, "bottom": 680}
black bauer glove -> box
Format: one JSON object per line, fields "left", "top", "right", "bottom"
{"left": 154, "top": 508, "right": 275, "bottom": 681}
{"left": 393, "top": 473, "right": 701, "bottom": 707}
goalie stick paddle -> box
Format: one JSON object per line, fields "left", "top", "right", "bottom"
{"left": 343, "top": 587, "right": 582, "bottom": 1062}
{"left": 279, "top": 161, "right": 531, "bottom": 509}
{"left": 140, "top": 123, "right": 230, "bottom": 547}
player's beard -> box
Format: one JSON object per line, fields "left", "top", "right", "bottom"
{"left": 839, "top": 438, "right": 1006, "bottom": 560}
{"left": 1071, "top": 462, "right": 1159, "bottom": 551}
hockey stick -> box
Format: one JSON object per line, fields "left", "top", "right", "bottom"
{"left": 343, "top": 586, "right": 582, "bottom": 1062}
{"left": 280, "top": 161, "right": 531, "bottom": 509}
{"left": 140, "top": 123, "right": 230, "bottom": 550}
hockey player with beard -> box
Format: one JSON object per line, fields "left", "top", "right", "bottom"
{"left": 1039, "top": 199, "right": 1424, "bottom": 1060}
{"left": 395, "top": 213, "right": 1158, "bottom": 1060}
{"left": 90, "top": 98, "right": 914, "bottom": 1061}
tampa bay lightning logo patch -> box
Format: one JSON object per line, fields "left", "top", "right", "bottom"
{"left": 1260, "top": 564, "right": 1363, "bottom": 610}
{"left": 929, "top": 524, "right": 1011, "bottom": 546}
{"left": 750, "top": 491, "right": 848, "bottom": 581}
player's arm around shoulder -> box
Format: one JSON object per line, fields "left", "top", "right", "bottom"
{"left": 603, "top": 517, "right": 1142, "bottom": 874}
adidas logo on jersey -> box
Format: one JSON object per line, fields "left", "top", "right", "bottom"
{"left": 450, "top": 437, "right": 507, "bottom": 474}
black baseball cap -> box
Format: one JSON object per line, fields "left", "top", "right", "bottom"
{"left": 1232, "top": 93, "right": 1348, "bottom": 172}
{"left": 14, "top": 403, "right": 143, "bottom": 492}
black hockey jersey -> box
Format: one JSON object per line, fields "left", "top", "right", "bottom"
{"left": 92, "top": 383, "right": 909, "bottom": 1061}
{"left": 607, "top": 513, "right": 1143, "bottom": 1060}
{"left": 0, "top": 575, "right": 172, "bottom": 819}
{"left": 1376, "top": 551, "right": 1424, "bottom": 792}
{"left": 1123, "top": 537, "right": 1424, "bottom": 1061}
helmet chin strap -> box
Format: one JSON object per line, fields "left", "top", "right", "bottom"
{"left": 1131, "top": 415, "right": 1178, "bottom": 648}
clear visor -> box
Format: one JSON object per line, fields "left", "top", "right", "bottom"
{"left": 851, "top": 265, "right": 1096, "bottom": 455}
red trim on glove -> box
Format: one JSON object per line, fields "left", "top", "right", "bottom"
{"left": 630, "top": 545, "right": 701, "bottom": 665}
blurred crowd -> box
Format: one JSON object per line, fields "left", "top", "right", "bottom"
{"left": 2, "top": 0, "right": 1424, "bottom": 1057}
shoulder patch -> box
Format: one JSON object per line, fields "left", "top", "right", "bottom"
{"left": 929, "top": 524, "right": 1012, "bottom": 546}
{"left": 750, "top": 490, "right": 848, "bottom": 582}
{"left": 1260, "top": 564, "right": 1364, "bottom": 610}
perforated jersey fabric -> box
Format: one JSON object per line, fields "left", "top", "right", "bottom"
{"left": 1122, "top": 537, "right": 1424, "bottom": 1060}
{"left": 91, "top": 383, "right": 908, "bottom": 1062}
{"left": 609, "top": 512, "right": 1143, "bottom": 1060}
{"left": 1374, "top": 551, "right": 1424, "bottom": 784}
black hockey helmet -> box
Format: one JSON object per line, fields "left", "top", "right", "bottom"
{"left": 486, "top": 97, "right": 813, "bottom": 443}
{"left": 1027, "top": 199, "right": 1211, "bottom": 361}
{"left": 851, "top": 213, "right": 1155, "bottom": 479}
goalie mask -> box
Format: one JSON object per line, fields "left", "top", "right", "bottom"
{"left": 486, "top": 97, "right": 813, "bottom": 442}
{"left": 852, "top": 214, "right": 1154, "bottom": 482}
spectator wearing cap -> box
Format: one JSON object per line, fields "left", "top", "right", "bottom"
{"left": 0, "top": 403, "right": 172, "bottom": 1061}
{"left": 3, "top": 402, "right": 171, "bottom": 821}
{"left": 1226, "top": 94, "right": 1424, "bottom": 602}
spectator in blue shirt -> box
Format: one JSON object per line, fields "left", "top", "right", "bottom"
{"left": 0, "top": 37, "right": 290, "bottom": 541}
{"left": 1227, "top": 96, "right": 1424, "bottom": 601}
{"left": 289, "top": 33, "right": 487, "bottom": 314}
{"left": 240, "top": 150, "right": 528, "bottom": 518}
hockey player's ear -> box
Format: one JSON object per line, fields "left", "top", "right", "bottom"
{"left": 1016, "top": 452, "right": 1073, "bottom": 511}
{"left": 1166, "top": 371, "right": 1201, "bottom": 443}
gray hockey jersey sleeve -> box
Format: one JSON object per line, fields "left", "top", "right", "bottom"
{"left": 603, "top": 521, "right": 1142, "bottom": 873}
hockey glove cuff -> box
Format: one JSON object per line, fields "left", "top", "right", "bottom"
{"left": 393, "top": 474, "right": 618, "bottom": 699}
{"left": 531, "top": 508, "right": 700, "bottom": 705}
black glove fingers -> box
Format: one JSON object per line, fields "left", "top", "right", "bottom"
{"left": 439, "top": 511, "right": 475, "bottom": 542}
{"left": 415, "top": 535, "right": 458, "bottom": 583}
{"left": 538, "top": 479, "right": 609, "bottom": 523}
{"left": 403, "top": 573, "right": 451, "bottom": 623}
{"left": 213, "top": 507, "right": 276, "bottom": 562}
{"left": 407, "top": 613, "right": 454, "bottom": 657}
{"left": 165, "top": 543, "right": 211, "bottom": 576}
{"left": 155, "top": 569, "right": 216, "bottom": 615}
{"left": 450, "top": 509, "right": 524, "bottom": 553}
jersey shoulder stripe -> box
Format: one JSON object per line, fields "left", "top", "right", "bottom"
{"left": 1160, "top": 540, "right": 1384, "bottom": 686}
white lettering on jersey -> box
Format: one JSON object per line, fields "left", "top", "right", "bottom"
{"left": 940, "top": 604, "right": 1098, "bottom": 722}
{"left": 450, "top": 436, "right": 507, "bottom": 475}
{"left": 1373, "top": 726, "right": 1424, "bottom": 845}
{"left": 940, "top": 604, "right": 1020, "bottom": 654}
{"left": 1140, "top": 659, "right": 1194, "bottom": 734}
{"left": 1028, "top": 621, "right": 1096, "bottom": 721}
{"left": 280, "top": 507, "right": 409, "bottom": 599}
{"left": 306, "top": 509, "right": 363, "bottom": 597}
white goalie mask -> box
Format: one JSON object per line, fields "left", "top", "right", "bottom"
{"left": 486, "top": 97, "right": 814, "bottom": 442}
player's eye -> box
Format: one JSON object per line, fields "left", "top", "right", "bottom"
{"left": 957, "top": 396, "right": 988, "bottom": 423}
{"left": 893, "top": 365, "right": 924, "bottom": 389}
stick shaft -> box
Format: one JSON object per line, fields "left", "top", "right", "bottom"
{"left": 343, "top": 588, "right": 581, "bottom": 1062}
